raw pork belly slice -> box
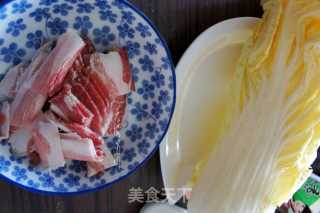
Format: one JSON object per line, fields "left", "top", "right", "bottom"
{"left": 45, "top": 111, "right": 104, "bottom": 146}
{"left": 79, "top": 37, "right": 96, "bottom": 65}
{"left": 87, "top": 146, "right": 116, "bottom": 176}
{"left": 32, "top": 116, "right": 65, "bottom": 169}
{"left": 90, "top": 53, "right": 122, "bottom": 99}
{"left": 0, "top": 64, "right": 27, "bottom": 100}
{"left": 87, "top": 51, "right": 133, "bottom": 135}
{"left": 9, "top": 127, "right": 33, "bottom": 156}
{"left": 10, "top": 54, "right": 50, "bottom": 127}
{"left": 2, "top": 42, "right": 54, "bottom": 103}
{"left": 76, "top": 74, "right": 108, "bottom": 119}
{"left": 65, "top": 37, "right": 95, "bottom": 81}
{"left": 46, "top": 30, "right": 86, "bottom": 97}
{"left": 67, "top": 60, "right": 112, "bottom": 135}
{"left": 45, "top": 111, "right": 71, "bottom": 133}
{"left": 11, "top": 30, "right": 85, "bottom": 127}
{"left": 66, "top": 49, "right": 112, "bottom": 132}
{"left": 107, "top": 95, "right": 127, "bottom": 136}
{"left": 65, "top": 45, "right": 134, "bottom": 136}
{"left": 70, "top": 83, "right": 104, "bottom": 135}
{"left": 96, "top": 49, "right": 135, "bottom": 96}
{"left": 118, "top": 48, "right": 135, "bottom": 91}
{"left": 1, "top": 29, "right": 133, "bottom": 174}
{"left": 65, "top": 122, "right": 104, "bottom": 146}
{"left": 60, "top": 132, "right": 102, "bottom": 162}
{"left": 87, "top": 72, "right": 113, "bottom": 110}
{"left": 67, "top": 55, "right": 110, "bottom": 115}
{"left": 0, "top": 102, "right": 10, "bottom": 140}
{"left": 16, "top": 41, "right": 54, "bottom": 90}
{"left": 74, "top": 73, "right": 111, "bottom": 134}
{"left": 81, "top": 58, "right": 114, "bottom": 126}
{"left": 50, "top": 84, "right": 93, "bottom": 126}
{"left": 11, "top": 90, "right": 46, "bottom": 127}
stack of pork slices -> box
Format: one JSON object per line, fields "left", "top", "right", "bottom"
{"left": 0, "top": 29, "right": 135, "bottom": 176}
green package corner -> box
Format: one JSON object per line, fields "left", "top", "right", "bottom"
{"left": 293, "top": 174, "right": 320, "bottom": 211}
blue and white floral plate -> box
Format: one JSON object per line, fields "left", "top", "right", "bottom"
{"left": 0, "top": 0, "right": 175, "bottom": 194}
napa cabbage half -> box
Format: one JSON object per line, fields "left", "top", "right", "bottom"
{"left": 189, "top": 0, "right": 320, "bottom": 212}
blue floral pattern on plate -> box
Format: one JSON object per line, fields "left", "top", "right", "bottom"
{"left": 93, "top": 26, "right": 116, "bottom": 46}
{"left": 26, "top": 30, "right": 44, "bottom": 49}
{"left": 29, "top": 8, "right": 50, "bottom": 22}
{"left": 0, "top": 43, "right": 26, "bottom": 65}
{"left": 6, "top": 18, "right": 26, "bottom": 37}
{"left": 76, "top": 3, "right": 94, "bottom": 14}
{"left": 73, "top": 16, "right": 93, "bottom": 35}
{"left": 11, "top": 0, "right": 32, "bottom": 14}
{"left": 52, "top": 3, "right": 73, "bottom": 16}
{"left": 0, "top": 0, "right": 175, "bottom": 194}
{"left": 99, "top": 9, "right": 117, "bottom": 23}
{"left": 47, "top": 17, "right": 69, "bottom": 35}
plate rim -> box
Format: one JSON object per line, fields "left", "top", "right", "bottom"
{"left": 0, "top": 0, "right": 177, "bottom": 196}
{"left": 159, "top": 17, "right": 260, "bottom": 204}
